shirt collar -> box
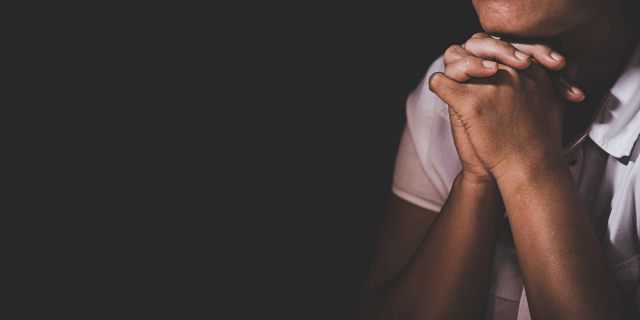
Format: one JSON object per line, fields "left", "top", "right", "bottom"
{"left": 588, "top": 40, "right": 640, "bottom": 158}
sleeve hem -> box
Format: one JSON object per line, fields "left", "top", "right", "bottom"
{"left": 391, "top": 185, "right": 444, "bottom": 213}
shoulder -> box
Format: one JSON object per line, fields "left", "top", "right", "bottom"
{"left": 393, "top": 55, "right": 461, "bottom": 210}
{"left": 404, "top": 55, "right": 452, "bottom": 156}
{"left": 406, "top": 55, "right": 449, "bottom": 124}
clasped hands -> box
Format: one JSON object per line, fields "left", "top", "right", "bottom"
{"left": 429, "top": 33, "right": 585, "bottom": 184}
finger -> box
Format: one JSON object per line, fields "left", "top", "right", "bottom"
{"left": 448, "top": 106, "right": 467, "bottom": 141}
{"left": 507, "top": 40, "right": 566, "bottom": 71}
{"left": 444, "top": 56, "right": 498, "bottom": 82}
{"left": 448, "top": 106, "right": 467, "bottom": 132}
{"left": 428, "top": 72, "right": 469, "bottom": 109}
{"left": 470, "top": 32, "right": 491, "bottom": 39}
{"left": 449, "top": 106, "right": 462, "bottom": 127}
{"left": 549, "top": 57, "right": 582, "bottom": 102}
{"left": 551, "top": 71, "right": 585, "bottom": 102}
{"left": 464, "top": 35, "right": 532, "bottom": 70}
{"left": 444, "top": 45, "right": 474, "bottom": 66}
{"left": 562, "top": 58, "right": 578, "bottom": 80}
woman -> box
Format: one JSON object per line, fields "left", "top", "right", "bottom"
{"left": 349, "top": 0, "right": 640, "bottom": 319}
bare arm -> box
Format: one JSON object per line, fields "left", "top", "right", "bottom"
{"left": 438, "top": 34, "right": 640, "bottom": 317}
{"left": 350, "top": 36, "right": 572, "bottom": 319}
{"left": 349, "top": 35, "right": 599, "bottom": 319}
{"left": 350, "top": 193, "right": 438, "bottom": 309}
{"left": 497, "top": 166, "right": 634, "bottom": 319}
{"left": 430, "top": 45, "right": 637, "bottom": 318}
{"left": 349, "top": 172, "right": 505, "bottom": 320}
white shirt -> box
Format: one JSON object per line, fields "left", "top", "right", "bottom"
{"left": 391, "top": 40, "right": 640, "bottom": 319}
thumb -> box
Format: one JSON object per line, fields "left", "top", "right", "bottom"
{"left": 448, "top": 106, "right": 465, "bottom": 129}
{"left": 428, "top": 72, "right": 469, "bottom": 110}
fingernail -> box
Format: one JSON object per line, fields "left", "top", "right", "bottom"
{"left": 515, "top": 51, "right": 529, "bottom": 61}
{"left": 571, "top": 85, "right": 583, "bottom": 95}
{"left": 550, "top": 52, "right": 564, "bottom": 61}
{"left": 482, "top": 60, "right": 497, "bottom": 69}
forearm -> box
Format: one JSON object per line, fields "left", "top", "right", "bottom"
{"left": 498, "top": 166, "right": 634, "bottom": 319}
{"left": 352, "top": 172, "right": 505, "bottom": 320}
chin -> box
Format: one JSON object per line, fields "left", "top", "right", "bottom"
{"left": 479, "top": 20, "right": 556, "bottom": 39}
{"left": 476, "top": 7, "right": 559, "bottom": 38}
{"left": 473, "top": 0, "right": 592, "bottom": 39}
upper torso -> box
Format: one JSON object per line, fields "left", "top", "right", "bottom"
{"left": 391, "top": 40, "right": 640, "bottom": 319}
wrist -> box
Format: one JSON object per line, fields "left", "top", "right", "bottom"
{"left": 490, "top": 149, "right": 567, "bottom": 182}
{"left": 495, "top": 160, "right": 573, "bottom": 197}
{"left": 454, "top": 171, "right": 505, "bottom": 218}
{"left": 460, "top": 170, "right": 496, "bottom": 186}
{"left": 456, "top": 171, "right": 500, "bottom": 196}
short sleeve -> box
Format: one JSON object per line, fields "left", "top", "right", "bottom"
{"left": 391, "top": 56, "right": 462, "bottom": 212}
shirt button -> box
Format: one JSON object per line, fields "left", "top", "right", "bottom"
{"left": 565, "top": 152, "right": 578, "bottom": 166}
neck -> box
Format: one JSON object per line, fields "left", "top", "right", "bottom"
{"left": 549, "top": 2, "right": 639, "bottom": 99}
{"left": 547, "top": 2, "right": 639, "bottom": 146}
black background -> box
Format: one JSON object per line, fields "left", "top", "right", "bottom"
{"left": 10, "top": 1, "right": 481, "bottom": 318}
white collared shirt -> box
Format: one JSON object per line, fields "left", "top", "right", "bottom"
{"left": 391, "top": 40, "right": 640, "bottom": 319}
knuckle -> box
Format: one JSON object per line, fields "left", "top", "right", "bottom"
{"left": 443, "top": 64, "right": 454, "bottom": 77}
{"left": 495, "top": 40, "right": 512, "bottom": 52}
{"left": 461, "top": 56, "right": 474, "bottom": 69}
{"left": 464, "top": 38, "right": 477, "bottom": 50}
{"left": 445, "top": 45, "right": 460, "bottom": 55}
{"left": 428, "top": 72, "right": 443, "bottom": 90}
{"left": 533, "top": 42, "right": 553, "bottom": 53}
{"left": 445, "top": 45, "right": 470, "bottom": 66}
{"left": 444, "top": 45, "right": 462, "bottom": 59}
{"left": 472, "top": 32, "right": 489, "bottom": 39}
{"left": 510, "top": 43, "right": 528, "bottom": 53}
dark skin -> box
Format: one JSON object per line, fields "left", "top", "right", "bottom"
{"left": 349, "top": 0, "right": 640, "bottom": 319}
{"left": 549, "top": 0, "right": 639, "bottom": 145}
{"left": 471, "top": 0, "right": 640, "bottom": 144}
{"left": 430, "top": 58, "right": 627, "bottom": 318}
